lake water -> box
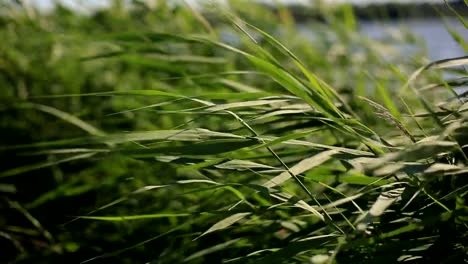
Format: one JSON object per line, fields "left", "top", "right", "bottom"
{"left": 297, "top": 16, "right": 467, "bottom": 95}
{"left": 362, "top": 17, "right": 467, "bottom": 94}
{"left": 298, "top": 17, "right": 467, "bottom": 61}
{"left": 360, "top": 17, "right": 467, "bottom": 60}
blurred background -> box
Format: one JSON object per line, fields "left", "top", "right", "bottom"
{"left": 1, "top": 1, "right": 467, "bottom": 264}
{"left": 25, "top": 0, "right": 468, "bottom": 59}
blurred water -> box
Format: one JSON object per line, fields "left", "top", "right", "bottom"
{"left": 299, "top": 17, "right": 466, "bottom": 61}
{"left": 360, "top": 17, "right": 467, "bottom": 60}
{"left": 297, "top": 16, "right": 467, "bottom": 95}
{"left": 363, "top": 18, "right": 468, "bottom": 95}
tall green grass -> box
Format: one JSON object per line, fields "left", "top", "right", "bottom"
{"left": 1, "top": 1, "right": 467, "bottom": 263}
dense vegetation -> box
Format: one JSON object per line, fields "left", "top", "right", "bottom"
{"left": 1, "top": 1, "right": 468, "bottom": 263}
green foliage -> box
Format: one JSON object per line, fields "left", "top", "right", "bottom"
{"left": 1, "top": 1, "right": 467, "bottom": 263}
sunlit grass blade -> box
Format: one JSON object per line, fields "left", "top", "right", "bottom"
{"left": 4, "top": 129, "right": 247, "bottom": 150}
{"left": 263, "top": 149, "right": 339, "bottom": 188}
{"left": 183, "top": 238, "right": 244, "bottom": 262}
{"left": 79, "top": 213, "right": 196, "bottom": 221}
{"left": 0, "top": 153, "right": 97, "bottom": 178}
{"left": 17, "top": 103, "right": 105, "bottom": 136}
{"left": 196, "top": 212, "right": 251, "bottom": 239}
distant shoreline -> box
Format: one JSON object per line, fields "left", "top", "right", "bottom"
{"left": 274, "top": 1, "right": 468, "bottom": 21}
{"left": 10, "top": 0, "right": 468, "bottom": 19}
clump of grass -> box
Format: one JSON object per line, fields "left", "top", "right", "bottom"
{"left": 1, "top": 1, "right": 467, "bottom": 263}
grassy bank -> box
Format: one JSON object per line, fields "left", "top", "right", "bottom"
{"left": 1, "top": 1, "right": 467, "bottom": 263}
